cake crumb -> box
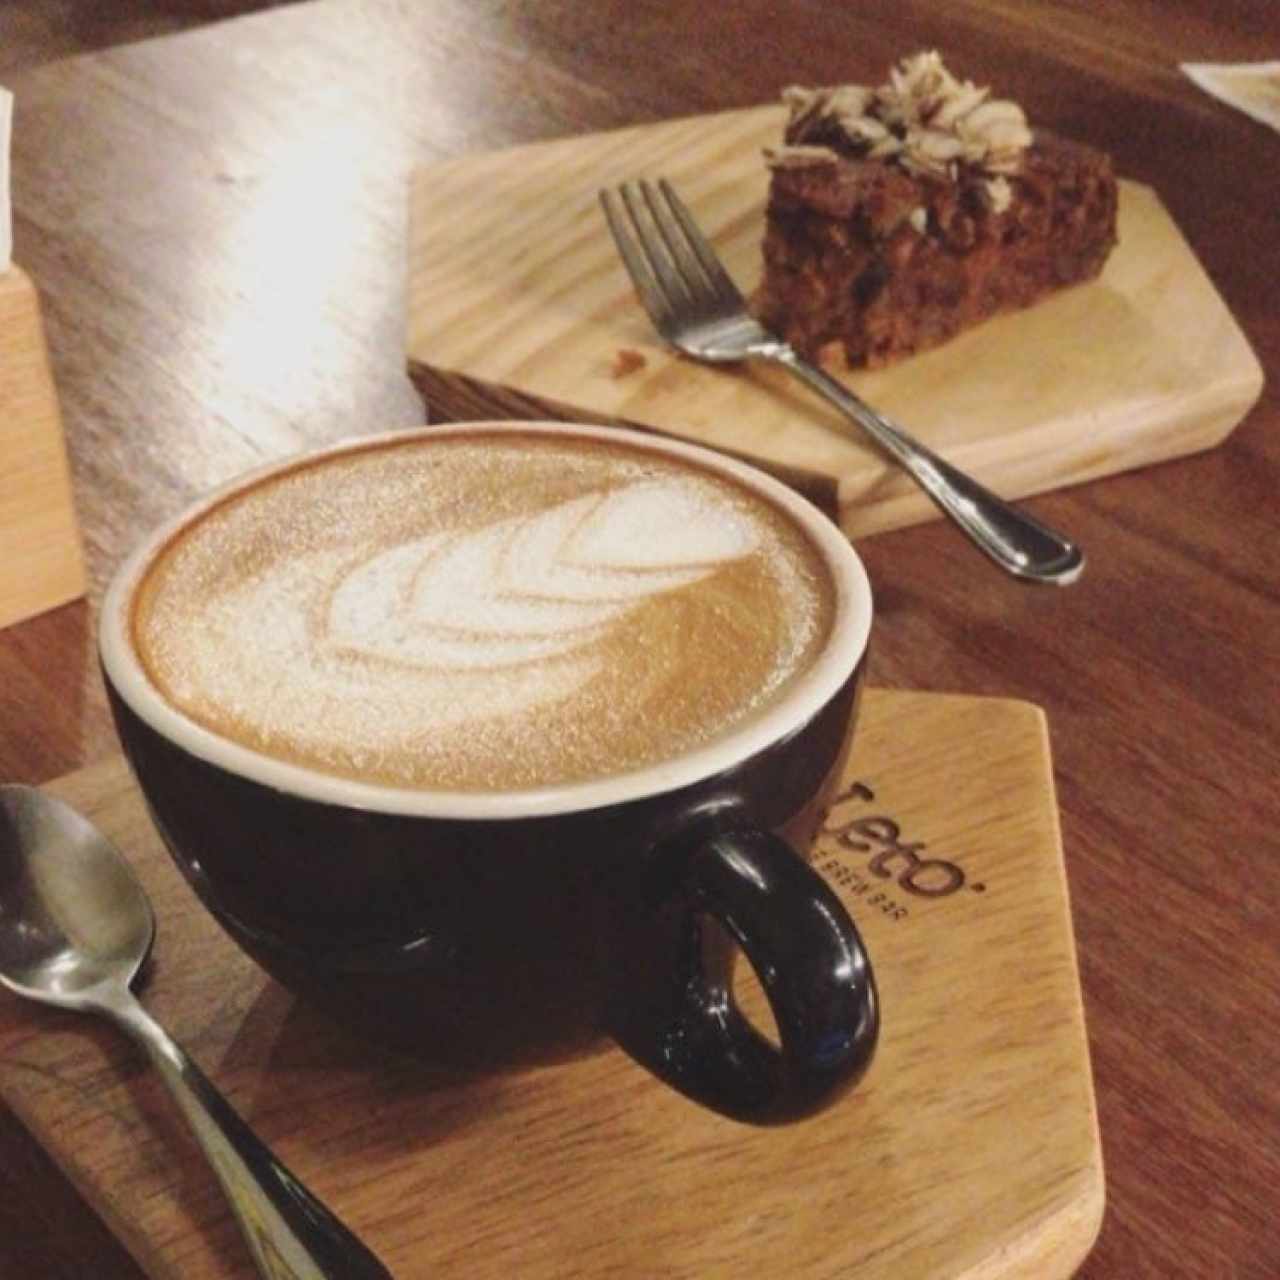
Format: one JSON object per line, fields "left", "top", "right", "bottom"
{"left": 611, "top": 348, "right": 648, "bottom": 378}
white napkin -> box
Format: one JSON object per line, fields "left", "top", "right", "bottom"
{"left": 1182, "top": 60, "right": 1280, "bottom": 134}
{"left": 1, "top": 87, "right": 11, "bottom": 271}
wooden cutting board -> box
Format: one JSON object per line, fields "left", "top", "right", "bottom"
{"left": 0, "top": 265, "right": 86, "bottom": 628}
{"left": 406, "top": 105, "right": 1263, "bottom": 536}
{"left": 0, "top": 690, "right": 1102, "bottom": 1278}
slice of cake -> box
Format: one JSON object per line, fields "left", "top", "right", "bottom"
{"left": 757, "top": 52, "right": 1119, "bottom": 368}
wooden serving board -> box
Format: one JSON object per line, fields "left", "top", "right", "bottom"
{"left": 0, "top": 265, "right": 86, "bottom": 628}
{"left": 406, "top": 106, "right": 1263, "bottom": 536}
{"left": 0, "top": 691, "right": 1102, "bottom": 1278}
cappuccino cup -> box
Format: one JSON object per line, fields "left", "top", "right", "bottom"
{"left": 100, "top": 422, "right": 877, "bottom": 1123}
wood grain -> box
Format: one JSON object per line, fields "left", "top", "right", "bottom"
{"left": 0, "top": 2, "right": 290, "bottom": 76}
{"left": 0, "top": 266, "right": 86, "bottom": 627}
{"left": 0, "top": 691, "right": 1102, "bottom": 1280}
{"left": 0, "top": 2, "right": 1277, "bottom": 1277}
{"left": 406, "top": 118, "right": 1260, "bottom": 536}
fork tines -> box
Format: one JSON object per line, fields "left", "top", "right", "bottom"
{"left": 599, "top": 179, "right": 743, "bottom": 340}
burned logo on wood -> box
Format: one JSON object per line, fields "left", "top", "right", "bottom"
{"left": 815, "top": 781, "right": 986, "bottom": 922}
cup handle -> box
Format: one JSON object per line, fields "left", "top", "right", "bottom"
{"left": 607, "top": 827, "right": 879, "bottom": 1124}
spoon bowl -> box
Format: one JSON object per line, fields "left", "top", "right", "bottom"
{"left": 0, "top": 786, "right": 152, "bottom": 1006}
{"left": 0, "top": 784, "right": 392, "bottom": 1280}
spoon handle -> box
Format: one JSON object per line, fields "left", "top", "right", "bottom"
{"left": 111, "top": 992, "right": 392, "bottom": 1280}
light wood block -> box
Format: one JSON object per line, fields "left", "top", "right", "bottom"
{"left": 407, "top": 105, "right": 1263, "bottom": 535}
{"left": 0, "top": 690, "right": 1102, "bottom": 1278}
{"left": 0, "top": 265, "right": 86, "bottom": 627}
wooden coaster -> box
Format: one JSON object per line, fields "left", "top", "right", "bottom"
{"left": 0, "top": 690, "right": 1102, "bottom": 1278}
{"left": 0, "top": 265, "right": 86, "bottom": 629}
{"left": 405, "top": 105, "right": 1262, "bottom": 537}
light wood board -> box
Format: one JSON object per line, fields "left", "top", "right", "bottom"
{"left": 0, "top": 265, "right": 86, "bottom": 628}
{"left": 406, "top": 105, "right": 1263, "bottom": 535}
{"left": 0, "top": 690, "right": 1101, "bottom": 1278}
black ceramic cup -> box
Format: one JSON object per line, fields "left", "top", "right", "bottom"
{"left": 99, "top": 422, "right": 878, "bottom": 1124}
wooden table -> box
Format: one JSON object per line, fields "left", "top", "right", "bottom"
{"left": 2, "top": 1, "right": 1277, "bottom": 1275}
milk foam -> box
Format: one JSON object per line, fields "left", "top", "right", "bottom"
{"left": 132, "top": 435, "right": 834, "bottom": 790}
{"left": 327, "top": 484, "right": 758, "bottom": 669}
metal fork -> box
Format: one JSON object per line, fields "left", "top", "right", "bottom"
{"left": 600, "top": 179, "right": 1084, "bottom": 586}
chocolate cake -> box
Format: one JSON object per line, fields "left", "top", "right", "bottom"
{"left": 757, "top": 52, "right": 1118, "bottom": 368}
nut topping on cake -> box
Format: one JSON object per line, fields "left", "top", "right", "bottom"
{"left": 776, "top": 51, "right": 1033, "bottom": 182}
{"left": 763, "top": 142, "right": 843, "bottom": 170}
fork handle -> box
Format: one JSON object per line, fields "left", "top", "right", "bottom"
{"left": 769, "top": 346, "right": 1085, "bottom": 585}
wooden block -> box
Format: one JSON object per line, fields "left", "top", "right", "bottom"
{"left": 0, "top": 265, "right": 86, "bottom": 628}
{"left": 406, "top": 105, "right": 1264, "bottom": 537}
{"left": 0, "top": 690, "right": 1102, "bottom": 1279}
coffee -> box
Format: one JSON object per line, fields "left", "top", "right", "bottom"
{"left": 104, "top": 424, "right": 877, "bottom": 1118}
{"left": 130, "top": 429, "right": 836, "bottom": 791}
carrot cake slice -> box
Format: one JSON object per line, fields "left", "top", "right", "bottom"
{"left": 757, "top": 52, "right": 1118, "bottom": 368}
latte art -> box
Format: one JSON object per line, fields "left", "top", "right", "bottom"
{"left": 132, "top": 433, "right": 836, "bottom": 790}
{"left": 326, "top": 482, "right": 759, "bottom": 673}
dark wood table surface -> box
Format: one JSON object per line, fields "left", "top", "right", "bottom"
{"left": 3, "top": 1, "right": 1278, "bottom": 1275}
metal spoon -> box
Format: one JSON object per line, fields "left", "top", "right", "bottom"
{"left": 0, "top": 784, "right": 393, "bottom": 1280}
